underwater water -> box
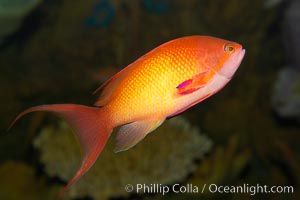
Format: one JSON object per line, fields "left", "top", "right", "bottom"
{"left": 0, "top": 0, "right": 299, "bottom": 200}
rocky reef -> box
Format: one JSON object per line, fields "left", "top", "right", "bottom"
{"left": 33, "top": 116, "right": 212, "bottom": 199}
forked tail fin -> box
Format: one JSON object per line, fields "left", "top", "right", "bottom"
{"left": 8, "top": 104, "right": 113, "bottom": 199}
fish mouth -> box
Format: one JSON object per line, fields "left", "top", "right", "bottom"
{"left": 217, "top": 48, "right": 246, "bottom": 79}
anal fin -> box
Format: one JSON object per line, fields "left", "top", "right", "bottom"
{"left": 114, "top": 119, "right": 164, "bottom": 153}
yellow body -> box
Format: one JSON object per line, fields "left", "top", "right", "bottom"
{"left": 97, "top": 36, "right": 243, "bottom": 127}
{"left": 105, "top": 49, "right": 198, "bottom": 124}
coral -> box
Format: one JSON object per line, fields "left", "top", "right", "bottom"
{"left": 0, "top": 160, "right": 59, "bottom": 200}
{"left": 272, "top": 67, "right": 300, "bottom": 121}
{"left": 33, "top": 116, "right": 212, "bottom": 200}
{"left": 188, "top": 136, "right": 251, "bottom": 189}
{"left": 141, "top": 136, "right": 251, "bottom": 200}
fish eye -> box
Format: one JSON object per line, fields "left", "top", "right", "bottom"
{"left": 224, "top": 43, "right": 235, "bottom": 53}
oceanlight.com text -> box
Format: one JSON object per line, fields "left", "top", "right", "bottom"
{"left": 208, "top": 183, "right": 294, "bottom": 195}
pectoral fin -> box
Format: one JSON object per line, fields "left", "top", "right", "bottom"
{"left": 176, "top": 70, "right": 212, "bottom": 95}
{"left": 114, "top": 119, "right": 164, "bottom": 153}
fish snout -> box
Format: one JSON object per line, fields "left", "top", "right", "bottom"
{"left": 217, "top": 47, "right": 246, "bottom": 79}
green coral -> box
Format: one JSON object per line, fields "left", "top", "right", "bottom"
{"left": 33, "top": 116, "right": 212, "bottom": 200}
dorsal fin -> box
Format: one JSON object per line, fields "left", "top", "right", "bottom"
{"left": 93, "top": 45, "right": 164, "bottom": 107}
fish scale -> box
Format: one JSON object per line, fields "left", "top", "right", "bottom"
{"left": 106, "top": 48, "right": 203, "bottom": 124}
{"left": 115, "top": 54, "right": 209, "bottom": 126}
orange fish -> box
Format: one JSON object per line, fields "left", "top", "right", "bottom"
{"left": 9, "top": 36, "right": 245, "bottom": 198}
